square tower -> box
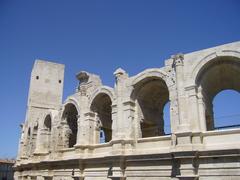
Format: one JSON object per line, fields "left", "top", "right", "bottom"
{"left": 28, "top": 60, "right": 65, "bottom": 109}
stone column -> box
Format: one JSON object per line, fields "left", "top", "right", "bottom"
{"left": 172, "top": 54, "right": 189, "bottom": 132}
{"left": 186, "top": 85, "right": 202, "bottom": 132}
{"left": 113, "top": 68, "right": 130, "bottom": 139}
{"left": 62, "top": 121, "right": 71, "bottom": 148}
{"left": 111, "top": 103, "right": 118, "bottom": 140}
{"left": 34, "top": 128, "right": 50, "bottom": 154}
{"left": 122, "top": 100, "right": 136, "bottom": 139}
{"left": 197, "top": 86, "right": 207, "bottom": 131}
{"left": 76, "top": 114, "right": 82, "bottom": 145}
{"left": 84, "top": 111, "right": 97, "bottom": 144}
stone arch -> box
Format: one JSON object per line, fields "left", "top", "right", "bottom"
{"left": 90, "top": 90, "right": 113, "bottom": 143}
{"left": 131, "top": 70, "right": 171, "bottom": 138}
{"left": 62, "top": 97, "right": 81, "bottom": 117}
{"left": 43, "top": 114, "right": 52, "bottom": 131}
{"left": 194, "top": 52, "right": 240, "bottom": 131}
{"left": 89, "top": 86, "right": 115, "bottom": 108}
{"left": 61, "top": 102, "right": 79, "bottom": 148}
{"left": 42, "top": 114, "right": 52, "bottom": 151}
{"left": 132, "top": 68, "right": 171, "bottom": 88}
{"left": 191, "top": 50, "right": 240, "bottom": 84}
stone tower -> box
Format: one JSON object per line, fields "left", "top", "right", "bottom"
{"left": 19, "top": 60, "right": 64, "bottom": 158}
{"left": 28, "top": 60, "right": 64, "bottom": 109}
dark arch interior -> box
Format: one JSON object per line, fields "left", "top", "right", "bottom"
{"left": 63, "top": 103, "right": 78, "bottom": 148}
{"left": 132, "top": 78, "right": 170, "bottom": 138}
{"left": 91, "top": 93, "right": 112, "bottom": 143}
{"left": 27, "top": 128, "right": 31, "bottom": 136}
{"left": 196, "top": 56, "right": 240, "bottom": 130}
{"left": 44, "top": 115, "right": 52, "bottom": 131}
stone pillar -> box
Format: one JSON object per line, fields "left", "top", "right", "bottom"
{"left": 76, "top": 115, "right": 82, "bottom": 145}
{"left": 186, "top": 85, "right": 202, "bottom": 132}
{"left": 113, "top": 68, "right": 130, "bottom": 139}
{"left": 172, "top": 54, "right": 189, "bottom": 132}
{"left": 111, "top": 103, "right": 118, "bottom": 140}
{"left": 122, "top": 100, "right": 136, "bottom": 139}
{"left": 168, "top": 86, "right": 179, "bottom": 134}
{"left": 62, "top": 121, "right": 70, "bottom": 148}
{"left": 84, "top": 111, "right": 97, "bottom": 144}
{"left": 197, "top": 86, "right": 207, "bottom": 131}
{"left": 34, "top": 128, "right": 50, "bottom": 154}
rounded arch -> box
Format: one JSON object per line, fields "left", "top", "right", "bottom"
{"left": 61, "top": 97, "right": 81, "bottom": 118}
{"left": 195, "top": 52, "right": 240, "bottom": 130}
{"left": 131, "top": 73, "right": 170, "bottom": 138}
{"left": 61, "top": 102, "right": 79, "bottom": 148}
{"left": 89, "top": 86, "right": 115, "bottom": 109}
{"left": 27, "top": 127, "right": 31, "bottom": 136}
{"left": 42, "top": 109, "right": 59, "bottom": 126}
{"left": 44, "top": 114, "right": 52, "bottom": 131}
{"left": 131, "top": 68, "right": 170, "bottom": 88}
{"left": 90, "top": 91, "right": 113, "bottom": 143}
{"left": 41, "top": 114, "right": 52, "bottom": 152}
{"left": 191, "top": 50, "right": 240, "bottom": 84}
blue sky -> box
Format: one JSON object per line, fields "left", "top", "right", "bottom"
{"left": 0, "top": 0, "right": 240, "bottom": 158}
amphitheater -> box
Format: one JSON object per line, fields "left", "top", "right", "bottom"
{"left": 14, "top": 41, "right": 240, "bottom": 180}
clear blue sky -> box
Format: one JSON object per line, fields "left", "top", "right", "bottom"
{"left": 0, "top": 0, "right": 240, "bottom": 158}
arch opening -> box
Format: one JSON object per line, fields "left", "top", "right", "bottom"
{"left": 43, "top": 114, "right": 52, "bottom": 151}
{"left": 132, "top": 77, "right": 170, "bottom": 138}
{"left": 90, "top": 93, "right": 112, "bottom": 143}
{"left": 213, "top": 90, "right": 240, "bottom": 129}
{"left": 62, "top": 103, "right": 78, "bottom": 148}
{"left": 44, "top": 115, "right": 52, "bottom": 131}
{"left": 196, "top": 56, "right": 240, "bottom": 130}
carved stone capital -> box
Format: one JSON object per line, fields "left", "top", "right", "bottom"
{"left": 171, "top": 53, "right": 184, "bottom": 67}
{"left": 114, "top": 67, "right": 128, "bottom": 83}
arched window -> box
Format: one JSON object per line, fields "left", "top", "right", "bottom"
{"left": 196, "top": 56, "right": 240, "bottom": 130}
{"left": 90, "top": 93, "right": 112, "bottom": 143}
{"left": 44, "top": 115, "right": 52, "bottom": 131}
{"left": 43, "top": 114, "right": 52, "bottom": 150}
{"left": 62, "top": 103, "right": 78, "bottom": 148}
{"left": 213, "top": 90, "right": 240, "bottom": 129}
{"left": 132, "top": 77, "right": 170, "bottom": 138}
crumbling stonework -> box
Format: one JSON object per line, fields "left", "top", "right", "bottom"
{"left": 15, "top": 41, "right": 240, "bottom": 180}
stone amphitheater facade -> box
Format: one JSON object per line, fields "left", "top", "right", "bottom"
{"left": 15, "top": 41, "right": 240, "bottom": 180}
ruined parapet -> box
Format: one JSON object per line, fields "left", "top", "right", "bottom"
{"left": 76, "top": 71, "right": 102, "bottom": 96}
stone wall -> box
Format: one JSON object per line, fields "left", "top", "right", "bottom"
{"left": 15, "top": 41, "right": 240, "bottom": 180}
